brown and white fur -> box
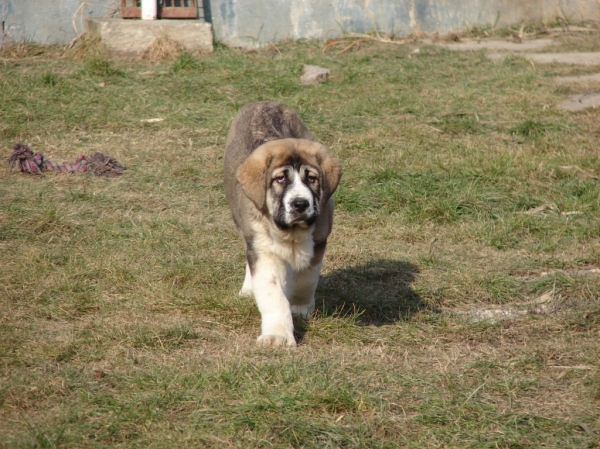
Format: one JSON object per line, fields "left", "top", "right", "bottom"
{"left": 223, "top": 102, "right": 342, "bottom": 347}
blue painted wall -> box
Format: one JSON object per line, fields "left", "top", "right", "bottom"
{"left": 210, "top": 0, "right": 600, "bottom": 48}
{"left": 1, "top": 0, "right": 598, "bottom": 47}
{"left": 0, "top": 0, "right": 208, "bottom": 45}
{"left": 0, "top": 0, "right": 117, "bottom": 45}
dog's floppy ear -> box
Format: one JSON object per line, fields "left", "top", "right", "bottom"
{"left": 319, "top": 149, "right": 343, "bottom": 202}
{"left": 236, "top": 147, "right": 272, "bottom": 210}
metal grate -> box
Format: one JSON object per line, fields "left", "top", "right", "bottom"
{"left": 121, "top": 0, "right": 198, "bottom": 19}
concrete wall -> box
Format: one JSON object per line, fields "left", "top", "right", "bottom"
{"left": 0, "top": 0, "right": 209, "bottom": 46}
{"left": 2, "top": 0, "right": 599, "bottom": 47}
{"left": 0, "top": 0, "right": 119, "bottom": 45}
{"left": 211, "top": 0, "right": 600, "bottom": 48}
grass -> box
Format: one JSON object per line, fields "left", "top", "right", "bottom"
{"left": 1, "top": 27, "right": 600, "bottom": 448}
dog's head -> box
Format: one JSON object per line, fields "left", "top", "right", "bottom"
{"left": 236, "top": 138, "right": 342, "bottom": 229}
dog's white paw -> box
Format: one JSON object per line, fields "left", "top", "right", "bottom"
{"left": 257, "top": 334, "right": 296, "bottom": 348}
{"left": 291, "top": 303, "right": 314, "bottom": 318}
{"left": 238, "top": 287, "right": 253, "bottom": 297}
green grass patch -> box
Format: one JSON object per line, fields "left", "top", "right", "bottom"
{"left": 1, "top": 30, "right": 600, "bottom": 448}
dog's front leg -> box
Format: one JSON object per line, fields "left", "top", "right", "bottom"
{"left": 288, "top": 240, "right": 326, "bottom": 317}
{"left": 239, "top": 262, "right": 253, "bottom": 296}
{"left": 252, "top": 256, "right": 296, "bottom": 347}
{"left": 288, "top": 263, "right": 321, "bottom": 318}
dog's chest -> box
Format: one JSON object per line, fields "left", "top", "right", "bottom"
{"left": 252, "top": 223, "right": 315, "bottom": 271}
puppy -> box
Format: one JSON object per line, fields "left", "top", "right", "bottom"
{"left": 223, "top": 102, "right": 342, "bottom": 347}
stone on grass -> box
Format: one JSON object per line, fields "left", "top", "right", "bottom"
{"left": 301, "top": 65, "right": 330, "bottom": 85}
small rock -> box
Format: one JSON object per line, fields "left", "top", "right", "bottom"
{"left": 461, "top": 307, "right": 528, "bottom": 324}
{"left": 301, "top": 65, "right": 330, "bottom": 85}
{"left": 520, "top": 203, "right": 558, "bottom": 215}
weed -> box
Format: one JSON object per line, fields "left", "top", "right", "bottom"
{"left": 40, "top": 72, "right": 60, "bottom": 87}
{"left": 171, "top": 52, "right": 202, "bottom": 72}
{"left": 510, "top": 120, "right": 559, "bottom": 137}
{"left": 83, "top": 56, "right": 124, "bottom": 77}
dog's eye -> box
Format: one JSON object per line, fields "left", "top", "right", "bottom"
{"left": 273, "top": 175, "right": 286, "bottom": 184}
{"left": 307, "top": 175, "right": 318, "bottom": 184}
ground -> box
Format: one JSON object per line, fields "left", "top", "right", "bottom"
{"left": 1, "top": 24, "right": 599, "bottom": 448}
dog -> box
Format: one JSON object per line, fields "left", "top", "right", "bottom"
{"left": 224, "top": 102, "right": 342, "bottom": 347}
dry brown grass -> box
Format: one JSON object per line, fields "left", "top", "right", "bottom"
{"left": 140, "top": 34, "right": 185, "bottom": 62}
{"left": 62, "top": 32, "right": 111, "bottom": 61}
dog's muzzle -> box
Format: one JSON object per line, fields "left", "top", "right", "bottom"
{"left": 287, "top": 196, "right": 317, "bottom": 227}
{"left": 291, "top": 197, "right": 310, "bottom": 213}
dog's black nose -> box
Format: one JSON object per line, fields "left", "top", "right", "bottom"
{"left": 291, "top": 198, "right": 310, "bottom": 213}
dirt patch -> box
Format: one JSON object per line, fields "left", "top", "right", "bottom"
{"left": 488, "top": 51, "right": 600, "bottom": 65}
{"left": 438, "top": 38, "right": 553, "bottom": 52}
{"left": 558, "top": 92, "right": 600, "bottom": 111}
{"left": 554, "top": 73, "right": 600, "bottom": 83}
